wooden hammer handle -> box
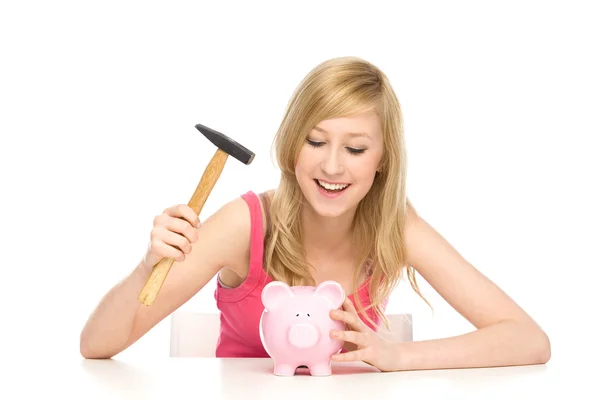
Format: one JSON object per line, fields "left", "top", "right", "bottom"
{"left": 138, "top": 148, "right": 229, "bottom": 306}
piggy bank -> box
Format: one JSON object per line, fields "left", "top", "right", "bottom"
{"left": 259, "top": 280, "right": 346, "bottom": 376}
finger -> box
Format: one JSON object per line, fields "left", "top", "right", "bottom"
{"left": 165, "top": 204, "right": 201, "bottom": 228}
{"left": 155, "top": 226, "right": 193, "bottom": 255}
{"left": 343, "top": 297, "right": 372, "bottom": 332}
{"left": 331, "top": 329, "right": 368, "bottom": 346}
{"left": 331, "top": 348, "right": 367, "bottom": 362}
{"left": 151, "top": 238, "right": 185, "bottom": 262}
{"left": 331, "top": 299, "right": 367, "bottom": 332}
{"left": 330, "top": 309, "right": 366, "bottom": 333}
{"left": 163, "top": 216, "right": 199, "bottom": 244}
{"left": 342, "top": 296, "right": 358, "bottom": 313}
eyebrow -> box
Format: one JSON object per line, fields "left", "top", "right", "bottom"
{"left": 313, "top": 125, "right": 372, "bottom": 140}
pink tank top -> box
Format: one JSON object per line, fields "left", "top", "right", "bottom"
{"left": 213, "top": 191, "right": 386, "bottom": 358}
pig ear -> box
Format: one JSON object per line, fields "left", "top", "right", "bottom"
{"left": 261, "top": 281, "right": 294, "bottom": 311}
{"left": 315, "top": 280, "right": 345, "bottom": 309}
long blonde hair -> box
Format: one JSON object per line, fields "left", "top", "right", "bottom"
{"left": 263, "top": 56, "right": 427, "bottom": 328}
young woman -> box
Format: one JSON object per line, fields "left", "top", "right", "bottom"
{"left": 80, "top": 56, "right": 551, "bottom": 372}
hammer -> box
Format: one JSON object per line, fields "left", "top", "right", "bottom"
{"left": 138, "top": 123, "right": 255, "bottom": 306}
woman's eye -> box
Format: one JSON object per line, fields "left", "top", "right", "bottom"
{"left": 306, "top": 139, "right": 366, "bottom": 155}
{"left": 347, "top": 147, "right": 366, "bottom": 155}
{"left": 306, "top": 139, "right": 324, "bottom": 147}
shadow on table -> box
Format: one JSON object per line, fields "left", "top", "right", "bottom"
{"left": 226, "top": 360, "right": 380, "bottom": 376}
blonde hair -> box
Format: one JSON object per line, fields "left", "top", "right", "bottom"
{"left": 263, "top": 56, "right": 427, "bottom": 328}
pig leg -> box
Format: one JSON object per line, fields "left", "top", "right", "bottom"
{"left": 307, "top": 361, "right": 332, "bottom": 376}
{"left": 273, "top": 362, "right": 297, "bottom": 376}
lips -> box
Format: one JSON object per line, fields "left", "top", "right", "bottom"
{"left": 313, "top": 179, "right": 351, "bottom": 198}
{"left": 314, "top": 179, "right": 350, "bottom": 190}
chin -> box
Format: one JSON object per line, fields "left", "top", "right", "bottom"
{"left": 311, "top": 206, "right": 349, "bottom": 219}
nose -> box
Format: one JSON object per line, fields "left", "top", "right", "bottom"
{"left": 321, "top": 149, "right": 344, "bottom": 176}
{"left": 288, "top": 324, "right": 320, "bottom": 348}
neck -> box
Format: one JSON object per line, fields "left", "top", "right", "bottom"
{"left": 300, "top": 203, "right": 356, "bottom": 259}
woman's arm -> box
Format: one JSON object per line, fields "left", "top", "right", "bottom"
{"left": 79, "top": 197, "right": 251, "bottom": 359}
{"left": 394, "top": 206, "right": 551, "bottom": 371}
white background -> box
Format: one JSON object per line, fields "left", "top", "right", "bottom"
{"left": 1, "top": 0, "right": 598, "bottom": 373}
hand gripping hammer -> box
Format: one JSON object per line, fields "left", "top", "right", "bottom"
{"left": 138, "top": 123, "right": 255, "bottom": 306}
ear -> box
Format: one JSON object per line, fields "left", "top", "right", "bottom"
{"left": 261, "top": 281, "right": 294, "bottom": 311}
{"left": 314, "top": 280, "right": 345, "bottom": 309}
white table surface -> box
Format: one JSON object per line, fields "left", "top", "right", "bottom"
{"left": 9, "top": 356, "right": 592, "bottom": 399}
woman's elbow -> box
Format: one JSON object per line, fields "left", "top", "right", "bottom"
{"left": 537, "top": 331, "right": 551, "bottom": 364}
{"left": 528, "top": 324, "right": 551, "bottom": 364}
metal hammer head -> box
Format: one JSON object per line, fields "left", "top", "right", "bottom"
{"left": 195, "top": 123, "right": 255, "bottom": 165}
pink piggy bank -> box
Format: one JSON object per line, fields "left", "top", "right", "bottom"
{"left": 259, "top": 280, "right": 346, "bottom": 376}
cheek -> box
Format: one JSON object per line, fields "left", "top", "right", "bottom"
{"left": 353, "top": 155, "right": 381, "bottom": 180}
{"left": 294, "top": 149, "right": 313, "bottom": 174}
{"left": 294, "top": 154, "right": 304, "bottom": 176}
{"left": 294, "top": 158, "right": 310, "bottom": 185}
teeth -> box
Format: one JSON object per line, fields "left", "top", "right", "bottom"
{"left": 317, "top": 180, "right": 349, "bottom": 191}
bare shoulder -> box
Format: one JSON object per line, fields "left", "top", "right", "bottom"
{"left": 154, "top": 195, "right": 253, "bottom": 289}
{"left": 125, "top": 195, "right": 252, "bottom": 348}
{"left": 402, "top": 200, "right": 476, "bottom": 288}
{"left": 402, "top": 200, "right": 450, "bottom": 269}
{"left": 197, "top": 195, "right": 253, "bottom": 272}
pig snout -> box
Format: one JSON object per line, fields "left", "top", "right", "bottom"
{"left": 288, "top": 324, "right": 320, "bottom": 348}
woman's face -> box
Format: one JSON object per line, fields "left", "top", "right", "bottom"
{"left": 295, "top": 110, "right": 384, "bottom": 218}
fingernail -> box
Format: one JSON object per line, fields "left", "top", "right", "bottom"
{"left": 196, "top": 221, "right": 201, "bottom": 228}
{"left": 331, "top": 331, "right": 339, "bottom": 337}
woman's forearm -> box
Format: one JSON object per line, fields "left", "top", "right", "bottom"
{"left": 393, "top": 320, "right": 551, "bottom": 371}
{"left": 79, "top": 261, "right": 152, "bottom": 359}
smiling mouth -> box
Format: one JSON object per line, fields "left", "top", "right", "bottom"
{"left": 314, "top": 179, "right": 351, "bottom": 193}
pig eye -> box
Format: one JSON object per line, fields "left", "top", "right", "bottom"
{"left": 296, "top": 313, "right": 299, "bottom": 317}
{"left": 307, "top": 313, "right": 310, "bottom": 317}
